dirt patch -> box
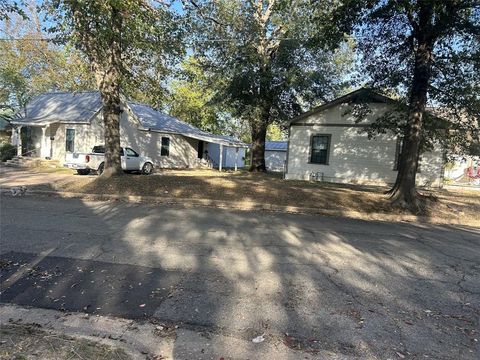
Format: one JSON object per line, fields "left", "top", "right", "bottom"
{"left": 54, "top": 170, "right": 480, "bottom": 225}
{"left": 3, "top": 167, "right": 479, "bottom": 226}
{"left": 0, "top": 324, "right": 131, "bottom": 359}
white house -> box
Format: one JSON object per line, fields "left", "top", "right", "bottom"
{"left": 10, "top": 92, "right": 247, "bottom": 170}
{"left": 285, "top": 88, "right": 445, "bottom": 187}
{"left": 265, "top": 141, "right": 287, "bottom": 172}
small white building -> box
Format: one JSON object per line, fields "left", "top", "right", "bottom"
{"left": 10, "top": 92, "right": 247, "bottom": 170}
{"left": 205, "top": 136, "right": 246, "bottom": 169}
{"left": 285, "top": 88, "right": 445, "bottom": 187}
{"left": 265, "top": 141, "right": 287, "bottom": 172}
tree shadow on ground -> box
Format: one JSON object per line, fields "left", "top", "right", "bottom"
{"left": 0, "top": 182, "right": 479, "bottom": 359}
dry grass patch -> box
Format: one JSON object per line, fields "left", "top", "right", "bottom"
{"left": 46, "top": 168, "right": 480, "bottom": 226}
{"left": 0, "top": 324, "right": 130, "bottom": 360}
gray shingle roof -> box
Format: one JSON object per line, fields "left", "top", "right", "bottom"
{"left": 11, "top": 92, "right": 246, "bottom": 147}
{"left": 265, "top": 141, "right": 287, "bottom": 151}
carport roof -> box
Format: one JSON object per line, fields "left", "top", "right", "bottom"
{"left": 265, "top": 141, "right": 287, "bottom": 151}
{"left": 11, "top": 92, "right": 247, "bottom": 147}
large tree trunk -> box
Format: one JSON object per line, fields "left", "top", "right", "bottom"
{"left": 249, "top": 119, "right": 268, "bottom": 172}
{"left": 71, "top": 2, "right": 123, "bottom": 177}
{"left": 388, "top": 6, "right": 433, "bottom": 213}
{"left": 99, "top": 81, "right": 123, "bottom": 177}
{"left": 96, "top": 5, "right": 123, "bottom": 177}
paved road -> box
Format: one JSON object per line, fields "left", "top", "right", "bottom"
{"left": 1, "top": 194, "right": 479, "bottom": 359}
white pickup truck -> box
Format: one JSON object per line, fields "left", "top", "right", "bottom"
{"left": 64, "top": 145, "right": 154, "bottom": 175}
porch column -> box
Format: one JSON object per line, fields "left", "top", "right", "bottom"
{"left": 41, "top": 126, "right": 48, "bottom": 158}
{"left": 16, "top": 126, "right": 22, "bottom": 156}
{"left": 219, "top": 144, "right": 223, "bottom": 172}
{"left": 234, "top": 147, "right": 239, "bottom": 171}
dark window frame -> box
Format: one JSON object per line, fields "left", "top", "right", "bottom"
{"left": 65, "top": 129, "right": 75, "bottom": 153}
{"left": 161, "top": 137, "right": 170, "bottom": 156}
{"left": 309, "top": 134, "right": 331, "bottom": 165}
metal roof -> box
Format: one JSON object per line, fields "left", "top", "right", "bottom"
{"left": 128, "top": 102, "right": 247, "bottom": 147}
{"left": 0, "top": 118, "right": 11, "bottom": 131}
{"left": 265, "top": 141, "right": 287, "bottom": 151}
{"left": 11, "top": 92, "right": 102, "bottom": 125}
{"left": 11, "top": 92, "right": 247, "bottom": 147}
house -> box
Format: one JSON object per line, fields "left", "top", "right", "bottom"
{"left": 0, "top": 118, "right": 12, "bottom": 143}
{"left": 9, "top": 92, "right": 247, "bottom": 170}
{"left": 264, "top": 141, "right": 287, "bottom": 172}
{"left": 285, "top": 88, "right": 445, "bottom": 187}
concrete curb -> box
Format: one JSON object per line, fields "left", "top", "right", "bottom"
{"left": 1, "top": 187, "right": 471, "bottom": 226}
{"left": 2, "top": 304, "right": 353, "bottom": 360}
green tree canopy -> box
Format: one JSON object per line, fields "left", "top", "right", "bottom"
{"left": 41, "top": 0, "right": 185, "bottom": 176}
{"left": 185, "top": 0, "right": 353, "bottom": 171}
{"left": 337, "top": 0, "right": 480, "bottom": 211}
{"left": 0, "top": 5, "right": 95, "bottom": 109}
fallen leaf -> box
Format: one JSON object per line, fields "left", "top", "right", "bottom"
{"left": 252, "top": 334, "right": 265, "bottom": 343}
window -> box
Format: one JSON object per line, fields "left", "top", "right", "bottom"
{"left": 65, "top": 129, "right": 75, "bottom": 152}
{"left": 125, "top": 148, "right": 139, "bottom": 157}
{"left": 161, "top": 137, "right": 170, "bottom": 156}
{"left": 92, "top": 145, "right": 105, "bottom": 154}
{"left": 310, "top": 134, "right": 331, "bottom": 164}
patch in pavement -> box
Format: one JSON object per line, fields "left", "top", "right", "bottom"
{"left": 0, "top": 251, "right": 183, "bottom": 319}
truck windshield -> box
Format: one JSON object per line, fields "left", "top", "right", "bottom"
{"left": 92, "top": 146, "right": 105, "bottom": 153}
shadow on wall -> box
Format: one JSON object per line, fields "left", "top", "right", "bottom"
{"left": 120, "top": 111, "right": 198, "bottom": 169}
{"left": 288, "top": 104, "right": 443, "bottom": 186}
{"left": 265, "top": 151, "right": 286, "bottom": 172}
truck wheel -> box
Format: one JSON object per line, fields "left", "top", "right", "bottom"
{"left": 77, "top": 169, "right": 90, "bottom": 175}
{"left": 142, "top": 162, "right": 153, "bottom": 175}
{"left": 98, "top": 163, "right": 105, "bottom": 175}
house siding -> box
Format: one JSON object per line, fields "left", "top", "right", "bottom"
{"left": 206, "top": 143, "right": 246, "bottom": 168}
{"left": 265, "top": 150, "right": 286, "bottom": 172}
{"left": 285, "top": 102, "right": 444, "bottom": 187}
{"left": 49, "top": 111, "right": 201, "bottom": 168}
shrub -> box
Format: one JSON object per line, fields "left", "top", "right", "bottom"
{"left": 0, "top": 143, "right": 16, "bottom": 162}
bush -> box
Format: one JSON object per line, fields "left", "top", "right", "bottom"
{"left": 0, "top": 143, "right": 16, "bottom": 162}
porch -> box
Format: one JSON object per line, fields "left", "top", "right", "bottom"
{"left": 11, "top": 123, "right": 60, "bottom": 159}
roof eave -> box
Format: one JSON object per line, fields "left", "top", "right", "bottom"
{"left": 141, "top": 127, "right": 248, "bottom": 147}
{"left": 289, "top": 88, "right": 396, "bottom": 125}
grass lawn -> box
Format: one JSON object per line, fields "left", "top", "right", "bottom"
{"left": 50, "top": 168, "right": 480, "bottom": 226}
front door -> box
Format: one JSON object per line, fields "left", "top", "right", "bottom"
{"left": 21, "top": 127, "right": 35, "bottom": 156}
{"left": 197, "top": 141, "right": 204, "bottom": 159}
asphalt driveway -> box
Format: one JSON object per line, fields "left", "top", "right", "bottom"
{"left": 0, "top": 194, "right": 479, "bottom": 359}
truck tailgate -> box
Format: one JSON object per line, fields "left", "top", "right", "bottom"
{"left": 64, "top": 153, "right": 88, "bottom": 168}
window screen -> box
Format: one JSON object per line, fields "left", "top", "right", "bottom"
{"left": 65, "top": 129, "right": 75, "bottom": 153}
{"left": 161, "top": 137, "right": 170, "bottom": 156}
{"left": 310, "top": 135, "right": 330, "bottom": 164}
